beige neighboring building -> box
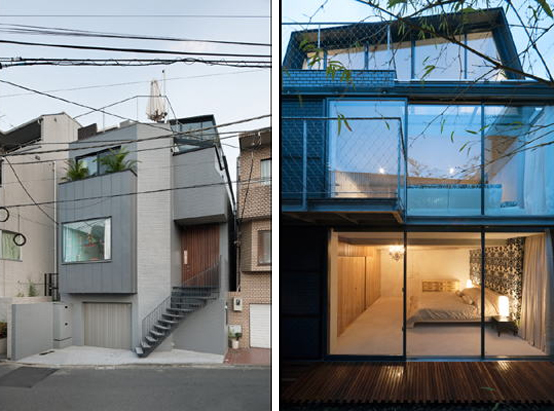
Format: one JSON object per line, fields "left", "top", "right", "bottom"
{"left": 229, "top": 127, "right": 271, "bottom": 349}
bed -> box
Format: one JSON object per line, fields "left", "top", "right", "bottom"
{"left": 407, "top": 280, "right": 503, "bottom": 328}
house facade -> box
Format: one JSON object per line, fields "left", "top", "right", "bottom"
{"left": 281, "top": 8, "right": 554, "bottom": 361}
{"left": 229, "top": 127, "right": 271, "bottom": 349}
{"left": 57, "top": 115, "right": 235, "bottom": 357}
{"left": 0, "top": 113, "right": 81, "bottom": 298}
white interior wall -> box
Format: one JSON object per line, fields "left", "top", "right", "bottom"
{"left": 380, "top": 247, "right": 472, "bottom": 297}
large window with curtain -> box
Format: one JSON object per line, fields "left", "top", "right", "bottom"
{"left": 62, "top": 218, "right": 111, "bottom": 263}
{"left": 0, "top": 230, "right": 21, "bottom": 261}
{"left": 261, "top": 158, "right": 272, "bottom": 186}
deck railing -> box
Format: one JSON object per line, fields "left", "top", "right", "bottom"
{"left": 282, "top": 116, "right": 406, "bottom": 209}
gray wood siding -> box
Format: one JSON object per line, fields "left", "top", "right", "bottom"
{"left": 58, "top": 170, "right": 137, "bottom": 294}
{"left": 173, "top": 148, "right": 229, "bottom": 224}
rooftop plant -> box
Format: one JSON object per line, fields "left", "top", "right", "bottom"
{"left": 97, "top": 147, "right": 139, "bottom": 174}
{"left": 63, "top": 159, "right": 89, "bottom": 182}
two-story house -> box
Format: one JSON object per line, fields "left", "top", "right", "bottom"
{"left": 281, "top": 8, "right": 554, "bottom": 363}
{"left": 229, "top": 127, "right": 271, "bottom": 350}
{"left": 57, "top": 115, "right": 235, "bottom": 358}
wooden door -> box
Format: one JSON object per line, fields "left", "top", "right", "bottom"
{"left": 181, "top": 224, "right": 219, "bottom": 284}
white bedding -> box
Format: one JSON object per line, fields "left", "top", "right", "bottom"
{"left": 407, "top": 291, "right": 499, "bottom": 327}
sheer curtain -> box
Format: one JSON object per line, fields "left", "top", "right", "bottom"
{"left": 523, "top": 107, "right": 554, "bottom": 214}
{"left": 520, "top": 231, "right": 554, "bottom": 353}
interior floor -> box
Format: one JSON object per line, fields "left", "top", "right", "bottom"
{"left": 334, "top": 296, "right": 546, "bottom": 357}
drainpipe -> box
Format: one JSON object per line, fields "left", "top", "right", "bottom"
{"left": 52, "top": 161, "right": 57, "bottom": 281}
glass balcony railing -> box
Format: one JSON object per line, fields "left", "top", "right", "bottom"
{"left": 282, "top": 104, "right": 554, "bottom": 218}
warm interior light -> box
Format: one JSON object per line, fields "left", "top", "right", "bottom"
{"left": 389, "top": 245, "right": 405, "bottom": 262}
{"left": 466, "top": 279, "right": 473, "bottom": 289}
{"left": 498, "top": 296, "right": 510, "bottom": 318}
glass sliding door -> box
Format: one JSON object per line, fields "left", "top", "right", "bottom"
{"left": 484, "top": 231, "right": 552, "bottom": 357}
{"left": 328, "top": 230, "right": 404, "bottom": 356}
{"left": 406, "top": 231, "right": 481, "bottom": 358}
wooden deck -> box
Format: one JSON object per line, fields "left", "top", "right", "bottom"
{"left": 281, "top": 362, "right": 554, "bottom": 405}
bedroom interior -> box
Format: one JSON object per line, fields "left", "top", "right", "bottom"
{"left": 328, "top": 231, "right": 554, "bottom": 357}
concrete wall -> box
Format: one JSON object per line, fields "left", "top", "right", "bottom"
{"left": 0, "top": 114, "right": 80, "bottom": 297}
{"left": 58, "top": 170, "right": 137, "bottom": 294}
{"left": 11, "top": 302, "right": 53, "bottom": 360}
{"left": 173, "top": 223, "right": 229, "bottom": 355}
{"left": 173, "top": 147, "right": 229, "bottom": 224}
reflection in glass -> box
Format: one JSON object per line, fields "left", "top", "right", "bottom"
{"left": 328, "top": 99, "right": 405, "bottom": 198}
{"left": 63, "top": 218, "right": 111, "bottom": 263}
{"left": 484, "top": 106, "right": 554, "bottom": 215}
{"left": 407, "top": 105, "right": 481, "bottom": 215}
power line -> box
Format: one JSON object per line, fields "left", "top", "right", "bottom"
{"left": 0, "top": 176, "right": 271, "bottom": 211}
{"left": 0, "top": 39, "right": 271, "bottom": 59}
{"left": 0, "top": 78, "right": 269, "bottom": 143}
{"left": 0, "top": 23, "right": 270, "bottom": 47}
{"left": 0, "top": 58, "right": 271, "bottom": 69}
{"left": 0, "top": 14, "right": 270, "bottom": 19}
{"left": 0, "top": 69, "right": 265, "bottom": 98}
{"left": 3, "top": 157, "right": 58, "bottom": 225}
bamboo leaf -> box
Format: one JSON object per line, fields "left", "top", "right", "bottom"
{"left": 450, "top": 130, "right": 455, "bottom": 143}
{"left": 536, "top": 0, "right": 553, "bottom": 17}
{"left": 388, "top": 0, "right": 407, "bottom": 7}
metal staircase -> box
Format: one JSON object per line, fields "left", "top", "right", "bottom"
{"left": 135, "top": 261, "right": 220, "bottom": 358}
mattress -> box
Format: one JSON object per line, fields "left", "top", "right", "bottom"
{"left": 407, "top": 291, "right": 498, "bottom": 327}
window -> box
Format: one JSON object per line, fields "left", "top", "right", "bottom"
{"left": 0, "top": 231, "right": 21, "bottom": 260}
{"left": 258, "top": 230, "right": 271, "bottom": 265}
{"left": 76, "top": 147, "right": 120, "bottom": 177}
{"left": 62, "top": 218, "right": 111, "bottom": 263}
{"left": 261, "top": 158, "right": 271, "bottom": 186}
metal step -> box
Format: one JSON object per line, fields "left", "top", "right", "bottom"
{"left": 159, "top": 318, "right": 179, "bottom": 326}
{"left": 135, "top": 346, "right": 144, "bottom": 357}
{"left": 162, "top": 312, "right": 184, "bottom": 320}
{"left": 154, "top": 323, "right": 171, "bottom": 332}
{"left": 145, "top": 335, "right": 158, "bottom": 344}
{"left": 151, "top": 330, "right": 165, "bottom": 338}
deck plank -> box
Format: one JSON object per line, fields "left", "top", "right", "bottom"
{"left": 281, "top": 362, "right": 554, "bottom": 404}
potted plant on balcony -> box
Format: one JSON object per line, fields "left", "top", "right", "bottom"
{"left": 63, "top": 159, "right": 89, "bottom": 182}
{"left": 228, "top": 331, "right": 242, "bottom": 349}
{"left": 97, "top": 147, "right": 139, "bottom": 174}
{"left": 0, "top": 321, "right": 7, "bottom": 355}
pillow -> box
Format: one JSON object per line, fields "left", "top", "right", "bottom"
{"left": 461, "top": 287, "right": 501, "bottom": 316}
{"left": 461, "top": 295, "right": 474, "bottom": 305}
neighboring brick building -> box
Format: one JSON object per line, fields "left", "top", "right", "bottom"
{"left": 229, "top": 127, "right": 271, "bottom": 349}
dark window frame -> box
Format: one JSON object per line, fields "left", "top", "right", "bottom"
{"left": 258, "top": 229, "right": 272, "bottom": 265}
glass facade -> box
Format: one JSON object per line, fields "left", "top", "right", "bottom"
{"left": 407, "top": 105, "right": 482, "bottom": 215}
{"left": 62, "top": 218, "right": 111, "bottom": 263}
{"left": 484, "top": 106, "right": 554, "bottom": 216}
{"left": 329, "top": 230, "right": 553, "bottom": 359}
{"left": 301, "top": 31, "right": 500, "bottom": 81}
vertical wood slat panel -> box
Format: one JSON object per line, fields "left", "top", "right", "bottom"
{"left": 181, "top": 224, "right": 219, "bottom": 284}
{"left": 338, "top": 256, "right": 366, "bottom": 336}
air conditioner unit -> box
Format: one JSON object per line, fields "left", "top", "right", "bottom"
{"left": 233, "top": 297, "right": 243, "bottom": 312}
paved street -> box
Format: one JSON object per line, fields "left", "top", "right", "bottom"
{"left": 0, "top": 364, "right": 270, "bottom": 411}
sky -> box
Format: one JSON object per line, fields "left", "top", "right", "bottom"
{"left": 0, "top": 0, "right": 271, "bottom": 183}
